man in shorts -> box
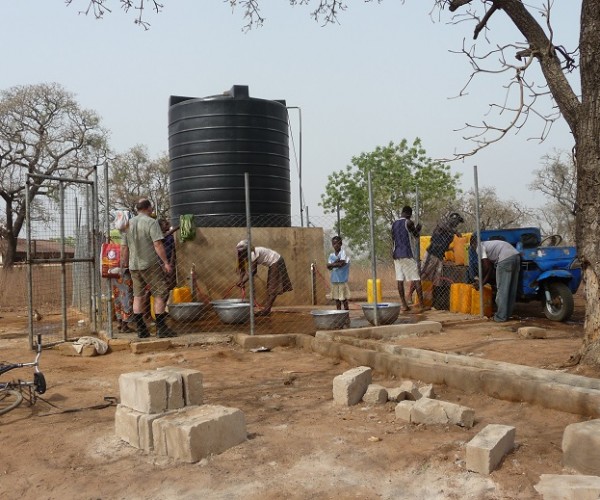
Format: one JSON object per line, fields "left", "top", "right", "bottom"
{"left": 391, "top": 205, "right": 425, "bottom": 312}
{"left": 121, "top": 198, "right": 176, "bottom": 338}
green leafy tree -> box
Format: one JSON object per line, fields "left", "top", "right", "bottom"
{"left": 320, "top": 138, "right": 460, "bottom": 261}
{"left": 0, "top": 83, "right": 108, "bottom": 268}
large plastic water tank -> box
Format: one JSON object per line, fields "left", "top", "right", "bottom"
{"left": 168, "top": 85, "right": 291, "bottom": 227}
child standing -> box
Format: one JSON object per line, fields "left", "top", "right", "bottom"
{"left": 327, "top": 236, "right": 351, "bottom": 310}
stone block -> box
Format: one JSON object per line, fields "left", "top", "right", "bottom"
{"left": 332, "top": 366, "right": 372, "bottom": 406}
{"left": 152, "top": 405, "right": 246, "bottom": 463}
{"left": 418, "top": 384, "right": 436, "bottom": 399}
{"left": 534, "top": 474, "right": 600, "bottom": 500}
{"left": 362, "top": 384, "right": 388, "bottom": 404}
{"left": 563, "top": 419, "right": 600, "bottom": 475}
{"left": 108, "top": 338, "right": 131, "bottom": 352}
{"left": 115, "top": 404, "right": 173, "bottom": 452}
{"left": 466, "top": 424, "right": 515, "bottom": 474}
{"left": 387, "top": 387, "right": 408, "bottom": 402}
{"left": 398, "top": 380, "right": 421, "bottom": 400}
{"left": 130, "top": 339, "right": 171, "bottom": 354}
{"left": 410, "top": 398, "right": 475, "bottom": 428}
{"left": 395, "top": 400, "right": 415, "bottom": 422}
{"left": 119, "top": 370, "right": 185, "bottom": 414}
{"left": 157, "top": 366, "right": 203, "bottom": 406}
{"left": 518, "top": 326, "right": 547, "bottom": 339}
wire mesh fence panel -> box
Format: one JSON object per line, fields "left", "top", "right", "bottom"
{"left": 26, "top": 175, "right": 97, "bottom": 346}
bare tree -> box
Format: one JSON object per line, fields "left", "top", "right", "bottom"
{"left": 0, "top": 83, "right": 109, "bottom": 268}
{"left": 108, "top": 145, "right": 170, "bottom": 219}
{"left": 458, "top": 186, "right": 532, "bottom": 231}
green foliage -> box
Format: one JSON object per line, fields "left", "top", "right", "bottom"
{"left": 320, "top": 138, "right": 460, "bottom": 260}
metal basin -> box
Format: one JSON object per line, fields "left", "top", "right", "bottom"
{"left": 310, "top": 310, "right": 349, "bottom": 330}
{"left": 213, "top": 303, "right": 252, "bottom": 324}
{"left": 361, "top": 302, "right": 401, "bottom": 325}
{"left": 210, "top": 299, "right": 249, "bottom": 308}
{"left": 168, "top": 302, "right": 210, "bottom": 322}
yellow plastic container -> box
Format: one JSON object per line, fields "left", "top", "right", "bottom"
{"left": 471, "top": 285, "right": 494, "bottom": 317}
{"left": 414, "top": 280, "right": 433, "bottom": 307}
{"left": 172, "top": 286, "right": 192, "bottom": 304}
{"left": 453, "top": 236, "right": 467, "bottom": 265}
{"left": 419, "top": 236, "right": 431, "bottom": 260}
{"left": 150, "top": 295, "right": 156, "bottom": 320}
{"left": 450, "top": 283, "right": 472, "bottom": 313}
{"left": 367, "top": 279, "right": 382, "bottom": 303}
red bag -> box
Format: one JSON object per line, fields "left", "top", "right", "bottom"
{"left": 101, "top": 243, "right": 121, "bottom": 278}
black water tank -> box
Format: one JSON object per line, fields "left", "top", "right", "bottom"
{"left": 168, "top": 85, "right": 291, "bottom": 227}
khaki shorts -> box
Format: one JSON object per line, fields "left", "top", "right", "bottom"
{"left": 394, "top": 258, "right": 420, "bottom": 282}
{"left": 331, "top": 282, "right": 351, "bottom": 301}
{"left": 131, "top": 263, "right": 169, "bottom": 300}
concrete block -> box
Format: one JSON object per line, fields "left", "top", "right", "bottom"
{"left": 55, "top": 342, "right": 96, "bottom": 357}
{"left": 152, "top": 405, "right": 246, "bottom": 463}
{"left": 387, "top": 387, "right": 408, "bottom": 402}
{"left": 108, "top": 338, "right": 131, "bottom": 352}
{"left": 130, "top": 339, "right": 171, "bottom": 354}
{"left": 466, "top": 424, "right": 516, "bottom": 474}
{"left": 534, "top": 474, "right": 600, "bottom": 500}
{"left": 398, "top": 380, "right": 421, "bottom": 400}
{"left": 234, "top": 333, "right": 296, "bottom": 350}
{"left": 138, "top": 412, "right": 173, "bottom": 452}
{"left": 395, "top": 400, "right": 415, "bottom": 422}
{"left": 562, "top": 419, "right": 600, "bottom": 475}
{"left": 518, "top": 326, "right": 547, "bottom": 339}
{"left": 332, "top": 366, "right": 372, "bottom": 406}
{"left": 157, "top": 366, "right": 203, "bottom": 406}
{"left": 418, "top": 384, "right": 436, "bottom": 399}
{"left": 119, "top": 370, "right": 185, "bottom": 414}
{"left": 410, "top": 398, "right": 475, "bottom": 428}
{"left": 362, "top": 384, "right": 388, "bottom": 404}
{"left": 115, "top": 404, "right": 141, "bottom": 448}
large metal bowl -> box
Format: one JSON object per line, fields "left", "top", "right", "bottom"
{"left": 168, "top": 302, "right": 211, "bottom": 322}
{"left": 361, "top": 302, "right": 401, "bottom": 325}
{"left": 210, "top": 299, "right": 249, "bottom": 308}
{"left": 310, "top": 310, "right": 349, "bottom": 330}
{"left": 213, "top": 303, "right": 252, "bottom": 324}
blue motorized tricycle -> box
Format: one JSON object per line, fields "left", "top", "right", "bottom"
{"left": 470, "top": 227, "right": 581, "bottom": 322}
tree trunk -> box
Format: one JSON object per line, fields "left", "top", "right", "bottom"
{"left": 576, "top": 0, "right": 600, "bottom": 364}
{"left": 2, "top": 232, "right": 17, "bottom": 269}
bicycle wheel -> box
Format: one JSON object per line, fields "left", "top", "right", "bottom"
{"left": 0, "top": 388, "right": 23, "bottom": 415}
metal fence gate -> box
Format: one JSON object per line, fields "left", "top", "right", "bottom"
{"left": 26, "top": 173, "right": 99, "bottom": 347}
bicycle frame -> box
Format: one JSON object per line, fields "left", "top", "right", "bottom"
{"left": 0, "top": 333, "right": 46, "bottom": 400}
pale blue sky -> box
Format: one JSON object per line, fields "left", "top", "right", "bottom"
{"left": 1, "top": 1, "right": 579, "bottom": 218}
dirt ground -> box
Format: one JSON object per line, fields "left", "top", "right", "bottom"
{"left": 0, "top": 296, "right": 595, "bottom": 500}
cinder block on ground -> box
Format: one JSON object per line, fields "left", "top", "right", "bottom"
{"left": 55, "top": 342, "right": 97, "bottom": 357}
{"left": 410, "top": 398, "right": 475, "bottom": 428}
{"left": 418, "top": 384, "right": 436, "bottom": 399}
{"left": 562, "top": 419, "right": 600, "bottom": 475}
{"left": 466, "top": 424, "right": 515, "bottom": 474}
{"left": 518, "top": 326, "right": 547, "bottom": 339}
{"left": 119, "top": 370, "right": 185, "bottom": 414}
{"left": 152, "top": 405, "right": 246, "bottom": 463}
{"left": 108, "top": 338, "right": 131, "bottom": 352}
{"left": 534, "top": 474, "right": 600, "bottom": 500}
{"left": 130, "top": 339, "right": 171, "bottom": 354}
{"left": 157, "top": 366, "right": 203, "bottom": 406}
{"left": 362, "top": 384, "right": 388, "bottom": 404}
{"left": 234, "top": 333, "right": 296, "bottom": 350}
{"left": 395, "top": 400, "right": 415, "bottom": 422}
{"left": 387, "top": 381, "right": 421, "bottom": 402}
{"left": 115, "top": 404, "right": 171, "bottom": 452}
{"left": 332, "top": 366, "right": 372, "bottom": 406}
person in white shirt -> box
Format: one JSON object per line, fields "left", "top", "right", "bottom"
{"left": 236, "top": 240, "right": 293, "bottom": 316}
{"left": 470, "top": 234, "right": 521, "bottom": 322}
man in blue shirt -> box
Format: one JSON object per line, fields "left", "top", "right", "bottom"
{"left": 392, "top": 206, "right": 425, "bottom": 312}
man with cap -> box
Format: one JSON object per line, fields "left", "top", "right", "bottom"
{"left": 236, "top": 240, "right": 293, "bottom": 316}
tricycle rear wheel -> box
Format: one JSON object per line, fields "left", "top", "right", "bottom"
{"left": 543, "top": 282, "right": 574, "bottom": 322}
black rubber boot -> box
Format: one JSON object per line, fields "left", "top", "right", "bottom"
{"left": 156, "top": 313, "right": 177, "bottom": 338}
{"left": 133, "top": 313, "right": 150, "bottom": 338}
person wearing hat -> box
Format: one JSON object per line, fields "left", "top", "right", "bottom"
{"left": 236, "top": 240, "right": 293, "bottom": 316}
{"left": 421, "top": 211, "right": 465, "bottom": 285}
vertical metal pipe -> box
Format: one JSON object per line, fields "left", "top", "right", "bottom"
{"left": 415, "top": 186, "right": 421, "bottom": 268}
{"left": 104, "top": 161, "right": 113, "bottom": 339}
{"left": 337, "top": 203, "right": 341, "bottom": 236}
{"left": 287, "top": 106, "right": 303, "bottom": 228}
{"left": 25, "top": 176, "right": 34, "bottom": 349}
{"left": 244, "top": 173, "right": 255, "bottom": 335}
{"left": 473, "top": 165, "right": 485, "bottom": 317}
{"left": 310, "top": 262, "right": 317, "bottom": 305}
{"left": 367, "top": 171, "right": 379, "bottom": 326}
{"left": 59, "top": 182, "right": 68, "bottom": 341}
